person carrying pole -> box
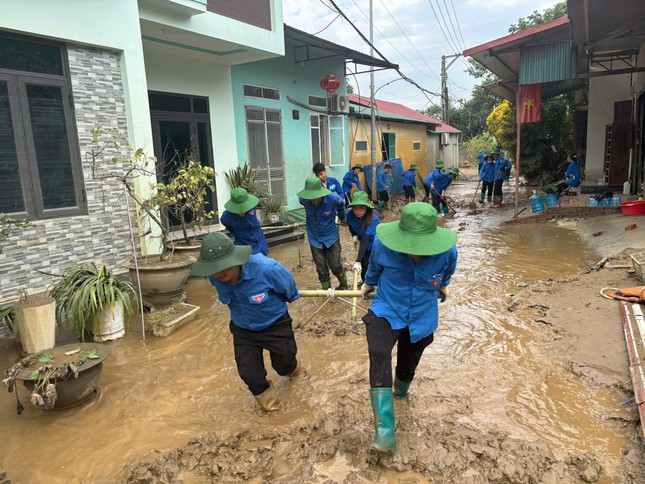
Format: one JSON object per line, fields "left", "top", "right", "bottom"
{"left": 345, "top": 191, "right": 381, "bottom": 282}
{"left": 422, "top": 160, "right": 446, "bottom": 202}
{"left": 376, "top": 163, "right": 392, "bottom": 210}
{"left": 491, "top": 148, "right": 512, "bottom": 207}
{"left": 478, "top": 154, "right": 495, "bottom": 203}
{"left": 220, "top": 187, "right": 269, "bottom": 255}
{"left": 359, "top": 202, "right": 458, "bottom": 453}
{"left": 299, "top": 177, "right": 348, "bottom": 290}
{"left": 401, "top": 164, "right": 418, "bottom": 205}
{"left": 190, "top": 232, "right": 307, "bottom": 412}
{"left": 342, "top": 164, "right": 364, "bottom": 205}
{"left": 431, "top": 167, "right": 459, "bottom": 215}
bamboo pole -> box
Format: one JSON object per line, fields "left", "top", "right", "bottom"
{"left": 299, "top": 290, "right": 365, "bottom": 298}
{"left": 351, "top": 267, "right": 359, "bottom": 321}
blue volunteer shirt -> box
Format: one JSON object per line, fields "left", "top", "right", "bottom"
{"left": 209, "top": 254, "right": 299, "bottom": 331}
{"left": 342, "top": 170, "right": 363, "bottom": 194}
{"left": 432, "top": 173, "right": 453, "bottom": 193}
{"left": 364, "top": 236, "right": 458, "bottom": 343}
{"left": 401, "top": 169, "right": 417, "bottom": 187}
{"left": 479, "top": 162, "right": 495, "bottom": 183}
{"left": 220, "top": 209, "right": 269, "bottom": 255}
{"left": 346, "top": 209, "right": 381, "bottom": 251}
{"left": 564, "top": 161, "right": 581, "bottom": 187}
{"left": 494, "top": 157, "right": 512, "bottom": 181}
{"left": 477, "top": 152, "right": 485, "bottom": 166}
{"left": 423, "top": 168, "right": 442, "bottom": 187}
{"left": 300, "top": 193, "right": 344, "bottom": 249}
{"left": 325, "top": 176, "right": 345, "bottom": 218}
{"left": 377, "top": 171, "right": 389, "bottom": 192}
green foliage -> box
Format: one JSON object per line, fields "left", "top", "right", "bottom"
{"left": 508, "top": 2, "right": 567, "bottom": 33}
{"left": 50, "top": 263, "right": 137, "bottom": 341}
{"left": 461, "top": 132, "right": 497, "bottom": 165}
{"left": 0, "top": 215, "right": 29, "bottom": 254}
{"left": 224, "top": 164, "right": 282, "bottom": 216}
{"left": 150, "top": 159, "right": 216, "bottom": 246}
{"left": 486, "top": 100, "right": 517, "bottom": 152}
{"left": 449, "top": 85, "right": 502, "bottom": 139}
{"left": 261, "top": 194, "right": 284, "bottom": 215}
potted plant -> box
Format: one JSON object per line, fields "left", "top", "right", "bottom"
{"left": 261, "top": 194, "right": 285, "bottom": 223}
{"left": 50, "top": 263, "right": 137, "bottom": 342}
{"left": 224, "top": 163, "right": 268, "bottom": 221}
{"left": 87, "top": 127, "right": 205, "bottom": 307}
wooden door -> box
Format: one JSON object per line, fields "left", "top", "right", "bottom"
{"left": 608, "top": 100, "right": 632, "bottom": 186}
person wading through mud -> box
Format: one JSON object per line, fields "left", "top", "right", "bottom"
{"left": 422, "top": 160, "right": 446, "bottom": 203}
{"left": 491, "top": 148, "right": 512, "bottom": 207}
{"left": 376, "top": 163, "right": 392, "bottom": 210}
{"left": 299, "top": 177, "right": 349, "bottom": 290}
{"left": 190, "top": 232, "right": 307, "bottom": 412}
{"left": 360, "top": 203, "right": 458, "bottom": 453}
{"left": 401, "top": 164, "right": 419, "bottom": 205}
{"left": 342, "top": 163, "right": 364, "bottom": 205}
{"left": 478, "top": 153, "right": 495, "bottom": 203}
{"left": 431, "top": 167, "right": 459, "bottom": 216}
{"left": 220, "top": 187, "right": 269, "bottom": 255}
{"left": 345, "top": 191, "right": 381, "bottom": 283}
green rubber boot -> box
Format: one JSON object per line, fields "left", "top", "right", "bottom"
{"left": 321, "top": 280, "right": 331, "bottom": 290}
{"left": 370, "top": 388, "right": 396, "bottom": 453}
{"left": 422, "top": 196, "right": 429, "bottom": 203}
{"left": 442, "top": 206, "right": 450, "bottom": 215}
{"left": 487, "top": 195, "right": 492, "bottom": 203}
{"left": 393, "top": 377, "right": 411, "bottom": 400}
{"left": 479, "top": 194, "right": 485, "bottom": 203}
{"left": 336, "top": 274, "right": 349, "bottom": 290}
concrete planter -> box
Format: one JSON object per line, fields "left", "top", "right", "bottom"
{"left": 14, "top": 297, "right": 56, "bottom": 355}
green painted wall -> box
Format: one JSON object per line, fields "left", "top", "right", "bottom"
{"left": 230, "top": 40, "right": 349, "bottom": 209}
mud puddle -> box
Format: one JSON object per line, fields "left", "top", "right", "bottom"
{"left": 1, "top": 195, "right": 643, "bottom": 482}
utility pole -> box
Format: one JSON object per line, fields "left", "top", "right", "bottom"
{"left": 441, "top": 53, "right": 461, "bottom": 124}
{"left": 369, "top": 0, "right": 377, "bottom": 199}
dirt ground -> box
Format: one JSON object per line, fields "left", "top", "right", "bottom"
{"left": 122, "top": 177, "right": 645, "bottom": 484}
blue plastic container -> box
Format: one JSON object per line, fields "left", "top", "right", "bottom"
{"left": 587, "top": 197, "right": 599, "bottom": 207}
{"left": 545, "top": 192, "right": 559, "bottom": 208}
{"left": 530, "top": 191, "right": 545, "bottom": 213}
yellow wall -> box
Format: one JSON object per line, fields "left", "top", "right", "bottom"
{"left": 349, "top": 118, "right": 431, "bottom": 188}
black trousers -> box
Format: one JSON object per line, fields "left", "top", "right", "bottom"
{"left": 403, "top": 185, "right": 415, "bottom": 202}
{"left": 481, "top": 180, "right": 493, "bottom": 198}
{"left": 310, "top": 239, "right": 344, "bottom": 283}
{"left": 358, "top": 248, "right": 371, "bottom": 281}
{"left": 230, "top": 311, "right": 298, "bottom": 395}
{"left": 493, "top": 179, "right": 504, "bottom": 196}
{"left": 431, "top": 192, "right": 447, "bottom": 211}
{"left": 556, "top": 182, "right": 568, "bottom": 194}
{"left": 363, "top": 310, "right": 434, "bottom": 388}
{"left": 378, "top": 190, "right": 389, "bottom": 203}
{"left": 423, "top": 183, "right": 431, "bottom": 199}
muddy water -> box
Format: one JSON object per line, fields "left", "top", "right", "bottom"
{"left": 0, "top": 201, "right": 636, "bottom": 482}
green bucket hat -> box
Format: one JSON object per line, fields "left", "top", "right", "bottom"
{"left": 492, "top": 148, "right": 502, "bottom": 155}
{"left": 347, "top": 191, "right": 375, "bottom": 209}
{"left": 485, "top": 154, "right": 494, "bottom": 161}
{"left": 409, "top": 164, "right": 419, "bottom": 170}
{"left": 190, "top": 232, "right": 251, "bottom": 277}
{"left": 448, "top": 167, "right": 459, "bottom": 176}
{"left": 435, "top": 160, "right": 445, "bottom": 169}
{"left": 478, "top": 149, "right": 485, "bottom": 153}
{"left": 376, "top": 202, "right": 457, "bottom": 256}
{"left": 351, "top": 163, "right": 364, "bottom": 172}
{"left": 224, "top": 187, "right": 259, "bottom": 214}
{"left": 297, "top": 177, "right": 332, "bottom": 200}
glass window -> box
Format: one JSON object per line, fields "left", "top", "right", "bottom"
{"left": 0, "top": 35, "right": 64, "bottom": 76}
{"left": 355, "top": 140, "right": 368, "bottom": 152}
{"left": 0, "top": 81, "right": 25, "bottom": 213}
{"left": 243, "top": 84, "right": 279, "bottom": 101}
{"left": 413, "top": 141, "right": 421, "bottom": 151}
{"left": 308, "top": 95, "right": 328, "bottom": 108}
{"left": 149, "top": 92, "right": 191, "bottom": 112}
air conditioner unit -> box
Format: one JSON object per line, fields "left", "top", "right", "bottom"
{"left": 329, "top": 94, "right": 349, "bottom": 113}
{"left": 440, "top": 133, "right": 450, "bottom": 146}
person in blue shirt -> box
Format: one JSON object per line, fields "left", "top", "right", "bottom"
{"left": 345, "top": 191, "right": 381, "bottom": 282}
{"left": 313, "top": 162, "right": 344, "bottom": 219}
{"left": 190, "top": 232, "right": 307, "bottom": 412}
{"left": 422, "top": 160, "right": 445, "bottom": 202}
{"left": 401, "top": 164, "right": 418, "bottom": 204}
{"left": 299, "top": 177, "right": 348, "bottom": 290}
{"left": 360, "top": 203, "right": 458, "bottom": 453}
{"left": 431, "top": 167, "right": 459, "bottom": 215}
{"left": 477, "top": 149, "right": 485, "bottom": 174}
{"left": 220, "top": 188, "right": 269, "bottom": 256}
{"left": 376, "top": 163, "right": 392, "bottom": 210}
{"left": 342, "top": 164, "right": 364, "bottom": 205}
{"left": 478, "top": 154, "right": 495, "bottom": 203}
{"left": 491, "top": 148, "right": 513, "bottom": 207}
{"left": 556, "top": 153, "right": 582, "bottom": 195}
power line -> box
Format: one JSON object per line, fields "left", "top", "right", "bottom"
{"left": 428, "top": 0, "right": 461, "bottom": 55}
{"left": 311, "top": 14, "right": 341, "bottom": 36}
{"left": 449, "top": 0, "right": 467, "bottom": 51}
{"left": 440, "top": 0, "right": 465, "bottom": 52}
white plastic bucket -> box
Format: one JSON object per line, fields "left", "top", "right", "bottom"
{"left": 15, "top": 297, "right": 56, "bottom": 354}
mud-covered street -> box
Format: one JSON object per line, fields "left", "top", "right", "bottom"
{"left": 2, "top": 179, "right": 645, "bottom": 483}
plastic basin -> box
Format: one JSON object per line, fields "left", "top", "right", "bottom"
{"left": 620, "top": 200, "right": 645, "bottom": 216}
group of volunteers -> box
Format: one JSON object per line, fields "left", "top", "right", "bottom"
{"left": 190, "top": 162, "right": 459, "bottom": 454}
{"left": 477, "top": 148, "right": 513, "bottom": 207}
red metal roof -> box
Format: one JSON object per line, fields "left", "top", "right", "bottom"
{"left": 348, "top": 94, "right": 461, "bottom": 133}
{"left": 463, "top": 16, "right": 570, "bottom": 57}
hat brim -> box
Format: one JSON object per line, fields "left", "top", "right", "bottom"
{"left": 297, "top": 186, "right": 332, "bottom": 200}
{"left": 352, "top": 165, "right": 364, "bottom": 172}
{"left": 190, "top": 245, "right": 252, "bottom": 276}
{"left": 347, "top": 199, "right": 375, "bottom": 209}
{"left": 376, "top": 222, "right": 457, "bottom": 256}
{"left": 224, "top": 193, "right": 259, "bottom": 214}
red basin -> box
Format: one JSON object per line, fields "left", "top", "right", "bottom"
{"left": 620, "top": 200, "right": 645, "bottom": 216}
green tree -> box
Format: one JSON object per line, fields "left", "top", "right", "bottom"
{"left": 508, "top": 2, "right": 567, "bottom": 33}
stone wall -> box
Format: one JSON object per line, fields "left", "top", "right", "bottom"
{"left": 0, "top": 45, "right": 138, "bottom": 302}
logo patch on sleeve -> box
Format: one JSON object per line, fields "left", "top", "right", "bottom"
{"left": 250, "top": 292, "right": 267, "bottom": 303}
{"left": 428, "top": 274, "right": 443, "bottom": 286}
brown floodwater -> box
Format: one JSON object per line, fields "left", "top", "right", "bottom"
{"left": 0, "top": 191, "right": 636, "bottom": 482}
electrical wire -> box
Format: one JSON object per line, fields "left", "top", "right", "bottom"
{"left": 449, "top": 0, "right": 467, "bottom": 51}
{"left": 428, "top": 0, "right": 461, "bottom": 55}
{"left": 440, "top": 0, "right": 465, "bottom": 52}
{"left": 311, "top": 14, "right": 341, "bottom": 36}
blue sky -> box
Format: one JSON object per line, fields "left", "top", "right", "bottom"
{"left": 282, "top": 0, "right": 558, "bottom": 112}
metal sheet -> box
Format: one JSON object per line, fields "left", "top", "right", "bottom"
{"left": 520, "top": 42, "right": 577, "bottom": 84}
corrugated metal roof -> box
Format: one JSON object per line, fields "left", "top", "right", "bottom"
{"left": 519, "top": 42, "right": 577, "bottom": 84}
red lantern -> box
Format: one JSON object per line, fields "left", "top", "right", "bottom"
{"left": 320, "top": 74, "right": 341, "bottom": 95}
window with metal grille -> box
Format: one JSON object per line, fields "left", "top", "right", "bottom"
{"left": 355, "top": 140, "right": 368, "bottom": 152}
{"left": 243, "top": 84, "right": 280, "bottom": 101}
{"left": 0, "top": 32, "right": 85, "bottom": 219}
{"left": 311, "top": 114, "right": 345, "bottom": 167}
{"left": 308, "top": 95, "right": 327, "bottom": 108}
{"left": 413, "top": 141, "right": 421, "bottom": 151}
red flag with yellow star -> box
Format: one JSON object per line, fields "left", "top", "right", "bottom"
{"left": 517, "top": 83, "right": 541, "bottom": 124}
